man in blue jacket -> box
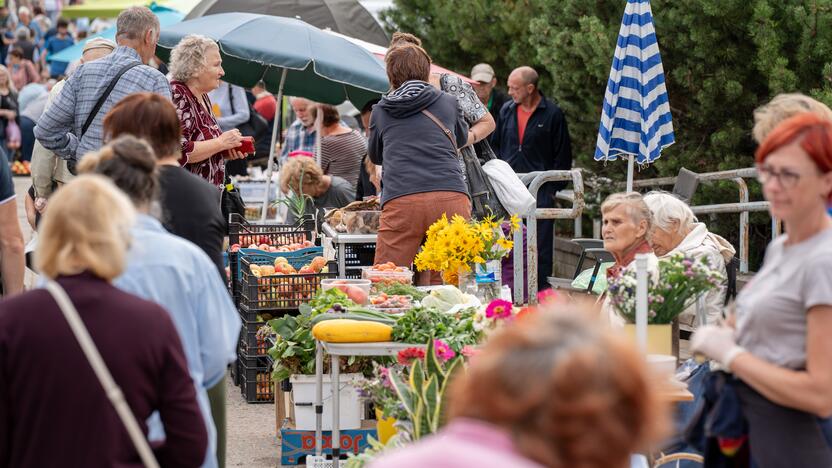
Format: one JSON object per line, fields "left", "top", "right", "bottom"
{"left": 492, "top": 66, "right": 572, "bottom": 289}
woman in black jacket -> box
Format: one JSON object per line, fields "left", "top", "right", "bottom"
{"left": 368, "top": 43, "right": 471, "bottom": 284}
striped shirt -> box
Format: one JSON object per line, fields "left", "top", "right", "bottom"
{"left": 320, "top": 129, "right": 366, "bottom": 189}
{"left": 34, "top": 46, "right": 172, "bottom": 162}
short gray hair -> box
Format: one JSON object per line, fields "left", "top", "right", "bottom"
{"left": 116, "top": 6, "right": 160, "bottom": 41}
{"left": 600, "top": 192, "right": 652, "bottom": 232}
{"left": 169, "top": 34, "right": 218, "bottom": 82}
{"left": 643, "top": 191, "right": 696, "bottom": 234}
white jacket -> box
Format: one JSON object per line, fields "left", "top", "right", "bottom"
{"left": 660, "top": 223, "right": 736, "bottom": 331}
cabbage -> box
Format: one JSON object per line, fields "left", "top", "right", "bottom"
{"left": 431, "top": 286, "right": 464, "bottom": 305}
{"left": 420, "top": 286, "right": 465, "bottom": 312}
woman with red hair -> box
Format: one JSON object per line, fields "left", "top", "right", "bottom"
{"left": 692, "top": 112, "right": 832, "bottom": 466}
{"left": 369, "top": 305, "right": 668, "bottom": 468}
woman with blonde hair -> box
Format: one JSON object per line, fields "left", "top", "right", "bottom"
{"left": 0, "top": 175, "right": 208, "bottom": 466}
{"left": 168, "top": 34, "right": 247, "bottom": 188}
{"left": 370, "top": 305, "right": 668, "bottom": 468}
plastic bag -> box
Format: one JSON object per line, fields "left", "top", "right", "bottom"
{"left": 570, "top": 263, "right": 614, "bottom": 294}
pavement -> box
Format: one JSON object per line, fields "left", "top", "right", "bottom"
{"left": 11, "top": 176, "right": 280, "bottom": 467}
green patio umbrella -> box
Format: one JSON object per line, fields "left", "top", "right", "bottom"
{"left": 156, "top": 12, "right": 388, "bottom": 108}
{"left": 156, "top": 12, "right": 390, "bottom": 220}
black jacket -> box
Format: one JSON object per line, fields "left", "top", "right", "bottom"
{"left": 368, "top": 81, "right": 469, "bottom": 206}
{"left": 491, "top": 92, "right": 572, "bottom": 189}
{"left": 487, "top": 88, "right": 509, "bottom": 130}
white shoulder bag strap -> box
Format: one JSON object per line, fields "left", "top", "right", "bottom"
{"left": 45, "top": 280, "right": 160, "bottom": 468}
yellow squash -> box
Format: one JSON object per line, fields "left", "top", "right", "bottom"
{"left": 311, "top": 319, "right": 392, "bottom": 343}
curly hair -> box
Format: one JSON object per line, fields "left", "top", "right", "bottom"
{"left": 448, "top": 304, "right": 668, "bottom": 468}
{"left": 279, "top": 156, "right": 324, "bottom": 195}
{"left": 169, "top": 34, "right": 218, "bottom": 82}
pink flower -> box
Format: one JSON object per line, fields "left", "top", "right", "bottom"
{"left": 537, "top": 289, "right": 558, "bottom": 304}
{"left": 397, "top": 347, "right": 426, "bottom": 366}
{"left": 485, "top": 299, "right": 513, "bottom": 319}
{"left": 433, "top": 340, "right": 456, "bottom": 362}
{"left": 461, "top": 345, "right": 479, "bottom": 358}
{"left": 378, "top": 366, "right": 393, "bottom": 389}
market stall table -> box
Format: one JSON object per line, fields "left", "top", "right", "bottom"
{"left": 321, "top": 223, "right": 377, "bottom": 279}
{"left": 312, "top": 341, "right": 422, "bottom": 467}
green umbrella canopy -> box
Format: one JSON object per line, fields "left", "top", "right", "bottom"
{"left": 156, "top": 13, "right": 389, "bottom": 109}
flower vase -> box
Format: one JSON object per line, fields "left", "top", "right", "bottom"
{"left": 622, "top": 324, "right": 673, "bottom": 356}
{"left": 474, "top": 260, "right": 502, "bottom": 302}
{"left": 456, "top": 267, "right": 477, "bottom": 294}
{"left": 375, "top": 408, "right": 398, "bottom": 444}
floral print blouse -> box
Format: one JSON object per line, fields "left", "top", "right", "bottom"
{"left": 171, "top": 80, "right": 225, "bottom": 188}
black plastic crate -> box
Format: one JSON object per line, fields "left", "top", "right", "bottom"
{"left": 230, "top": 248, "right": 323, "bottom": 309}
{"left": 238, "top": 353, "right": 274, "bottom": 403}
{"left": 238, "top": 318, "right": 272, "bottom": 357}
{"left": 342, "top": 243, "right": 376, "bottom": 268}
{"left": 239, "top": 255, "right": 336, "bottom": 313}
{"left": 228, "top": 213, "right": 315, "bottom": 247}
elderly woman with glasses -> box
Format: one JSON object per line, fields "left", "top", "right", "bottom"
{"left": 692, "top": 113, "right": 832, "bottom": 466}
{"left": 643, "top": 192, "right": 736, "bottom": 334}
{"left": 599, "top": 192, "right": 658, "bottom": 327}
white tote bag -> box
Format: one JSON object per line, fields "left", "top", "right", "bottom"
{"left": 482, "top": 159, "right": 537, "bottom": 215}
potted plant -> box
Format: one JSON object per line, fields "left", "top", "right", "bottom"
{"left": 606, "top": 253, "right": 725, "bottom": 355}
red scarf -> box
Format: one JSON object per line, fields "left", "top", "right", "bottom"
{"left": 606, "top": 239, "right": 653, "bottom": 280}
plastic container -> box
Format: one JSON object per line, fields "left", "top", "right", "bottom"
{"left": 340, "top": 210, "right": 381, "bottom": 234}
{"left": 320, "top": 279, "right": 371, "bottom": 305}
{"left": 369, "top": 294, "right": 413, "bottom": 314}
{"left": 290, "top": 373, "right": 363, "bottom": 430}
{"left": 361, "top": 266, "right": 414, "bottom": 286}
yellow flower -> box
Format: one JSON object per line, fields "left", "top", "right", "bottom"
{"left": 497, "top": 238, "right": 513, "bottom": 250}
{"left": 510, "top": 214, "right": 521, "bottom": 232}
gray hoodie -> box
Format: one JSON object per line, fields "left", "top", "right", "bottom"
{"left": 368, "top": 80, "right": 469, "bottom": 206}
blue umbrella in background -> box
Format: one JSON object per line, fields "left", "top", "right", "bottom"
{"left": 49, "top": 3, "right": 184, "bottom": 65}
{"left": 594, "top": 0, "right": 674, "bottom": 192}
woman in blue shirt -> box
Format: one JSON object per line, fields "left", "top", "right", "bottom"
{"left": 78, "top": 135, "right": 241, "bottom": 468}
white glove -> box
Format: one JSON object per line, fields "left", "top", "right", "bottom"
{"left": 690, "top": 324, "right": 746, "bottom": 369}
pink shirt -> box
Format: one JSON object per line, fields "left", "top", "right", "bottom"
{"left": 368, "top": 419, "right": 542, "bottom": 468}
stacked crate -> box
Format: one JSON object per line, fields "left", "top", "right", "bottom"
{"left": 227, "top": 215, "right": 329, "bottom": 403}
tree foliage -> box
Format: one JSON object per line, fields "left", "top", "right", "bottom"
{"left": 382, "top": 0, "right": 832, "bottom": 267}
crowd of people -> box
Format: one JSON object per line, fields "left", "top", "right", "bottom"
{"left": 0, "top": 2, "right": 829, "bottom": 467}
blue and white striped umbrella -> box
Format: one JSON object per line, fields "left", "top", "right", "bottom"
{"left": 595, "top": 0, "right": 674, "bottom": 188}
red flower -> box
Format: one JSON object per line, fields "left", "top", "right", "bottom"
{"left": 485, "top": 299, "right": 513, "bottom": 319}
{"left": 396, "top": 347, "right": 426, "bottom": 366}
{"left": 516, "top": 305, "right": 537, "bottom": 320}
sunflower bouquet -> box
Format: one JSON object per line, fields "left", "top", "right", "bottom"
{"left": 414, "top": 214, "right": 521, "bottom": 284}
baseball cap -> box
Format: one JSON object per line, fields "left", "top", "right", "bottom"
{"left": 82, "top": 37, "right": 116, "bottom": 54}
{"left": 471, "top": 63, "right": 495, "bottom": 83}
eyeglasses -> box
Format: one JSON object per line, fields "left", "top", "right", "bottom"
{"left": 757, "top": 165, "right": 802, "bottom": 189}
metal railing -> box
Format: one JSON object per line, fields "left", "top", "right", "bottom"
{"left": 628, "top": 167, "right": 768, "bottom": 273}
{"left": 513, "top": 170, "right": 585, "bottom": 304}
